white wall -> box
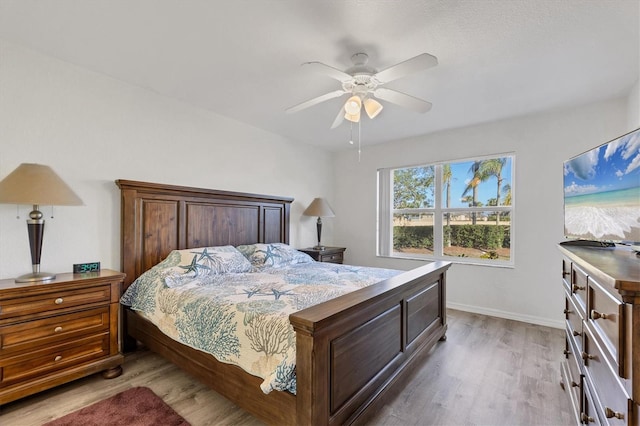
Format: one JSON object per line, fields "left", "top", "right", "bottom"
{"left": 0, "top": 41, "right": 334, "bottom": 280}
{"left": 628, "top": 78, "right": 640, "bottom": 129}
{"left": 332, "top": 98, "right": 628, "bottom": 328}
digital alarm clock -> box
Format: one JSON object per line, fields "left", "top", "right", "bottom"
{"left": 73, "top": 262, "right": 101, "bottom": 274}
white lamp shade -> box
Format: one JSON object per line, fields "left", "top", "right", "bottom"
{"left": 303, "top": 198, "right": 335, "bottom": 217}
{"left": 0, "top": 163, "right": 83, "bottom": 206}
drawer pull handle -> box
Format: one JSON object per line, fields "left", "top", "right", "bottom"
{"left": 581, "top": 351, "right": 595, "bottom": 361}
{"left": 562, "top": 271, "right": 570, "bottom": 277}
{"left": 581, "top": 413, "right": 595, "bottom": 423}
{"left": 54, "top": 298, "right": 64, "bottom": 305}
{"left": 563, "top": 349, "right": 571, "bottom": 356}
{"left": 54, "top": 355, "right": 62, "bottom": 362}
{"left": 572, "top": 330, "right": 581, "bottom": 337}
{"left": 563, "top": 308, "right": 572, "bottom": 315}
{"left": 570, "top": 381, "right": 579, "bottom": 388}
{"left": 604, "top": 407, "right": 624, "bottom": 420}
{"left": 590, "top": 310, "right": 608, "bottom": 320}
{"left": 571, "top": 284, "right": 585, "bottom": 293}
{"left": 54, "top": 326, "right": 63, "bottom": 333}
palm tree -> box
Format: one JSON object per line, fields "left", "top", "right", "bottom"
{"left": 443, "top": 164, "right": 452, "bottom": 226}
{"left": 461, "top": 161, "right": 483, "bottom": 225}
{"left": 502, "top": 183, "right": 512, "bottom": 206}
{"left": 442, "top": 164, "right": 453, "bottom": 247}
{"left": 478, "top": 158, "right": 507, "bottom": 224}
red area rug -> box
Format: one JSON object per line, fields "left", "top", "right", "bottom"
{"left": 44, "top": 386, "right": 190, "bottom": 426}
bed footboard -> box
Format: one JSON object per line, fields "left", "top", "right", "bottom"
{"left": 290, "top": 260, "right": 450, "bottom": 425}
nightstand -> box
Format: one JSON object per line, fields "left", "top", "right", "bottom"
{"left": 299, "top": 247, "right": 346, "bottom": 264}
{"left": 0, "top": 269, "right": 125, "bottom": 405}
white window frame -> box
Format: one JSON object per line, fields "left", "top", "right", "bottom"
{"left": 378, "top": 153, "right": 515, "bottom": 267}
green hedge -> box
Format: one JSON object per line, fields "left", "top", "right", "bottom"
{"left": 394, "top": 225, "right": 510, "bottom": 250}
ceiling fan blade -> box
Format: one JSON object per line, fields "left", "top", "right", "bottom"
{"left": 302, "top": 61, "right": 354, "bottom": 83}
{"left": 373, "top": 53, "right": 438, "bottom": 84}
{"left": 285, "top": 90, "right": 346, "bottom": 114}
{"left": 373, "top": 88, "right": 432, "bottom": 113}
{"left": 330, "top": 105, "right": 345, "bottom": 129}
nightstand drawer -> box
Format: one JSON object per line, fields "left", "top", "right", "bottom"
{"left": 0, "top": 285, "right": 111, "bottom": 320}
{"left": 320, "top": 252, "right": 344, "bottom": 263}
{"left": 0, "top": 333, "right": 110, "bottom": 387}
{"left": 0, "top": 306, "right": 110, "bottom": 355}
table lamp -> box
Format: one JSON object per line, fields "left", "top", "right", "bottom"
{"left": 0, "top": 163, "right": 83, "bottom": 282}
{"left": 303, "top": 198, "right": 335, "bottom": 250}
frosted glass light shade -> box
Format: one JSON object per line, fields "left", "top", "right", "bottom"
{"left": 363, "top": 98, "right": 383, "bottom": 119}
{"left": 344, "top": 95, "right": 362, "bottom": 115}
{"left": 344, "top": 110, "right": 361, "bottom": 123}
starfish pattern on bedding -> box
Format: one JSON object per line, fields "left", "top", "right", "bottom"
{"left": 179, "top": 254, "right": 211, "bottom": 277}
{"left": 192, "top": 247, "right": 216, "bottom": 262}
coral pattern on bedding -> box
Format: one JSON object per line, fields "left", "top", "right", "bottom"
{"left": 120, "top": 252, "right": 401, "bottom": 394}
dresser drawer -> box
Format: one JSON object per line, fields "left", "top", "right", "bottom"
{"left": 582, "top": 377, "right": 602, "bottom": 425}
{"left": 583, "top": 326, "right": 630, "bottom": 426}
{"left": 0, "top": 333, "right": 110, "bottom": 387}
{"left": 563, "top": 331, "right": 583, "bottom": 418}
{"left": 587, "top": 277, "right": 626, "bottom": 378}
{"left": 565, "top": 291, "right": 583, "bottom": 352}
{"left": 571, "top": 263, "right": 588, "bottom": 318}
{"left": 0, "top": 285, "right": 111, "bottom": 321}
{"left": 0, "top": 307, "right": 110, "bottom": 356}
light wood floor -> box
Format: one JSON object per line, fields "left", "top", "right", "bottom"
{"left": 0, "top": 310, "right": 572, "bottom": 426}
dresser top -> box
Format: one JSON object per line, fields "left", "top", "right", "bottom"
{"left": 559, "top": 243, "right": 640, "bottom": 299}
{"left": 0, "top": 269, "right": 125, "bottom": 292}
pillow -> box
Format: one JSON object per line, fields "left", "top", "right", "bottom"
{"left": 160, "top": 245, "right": 252, "bottom": 282}
{"left": 236, "top": 243, "right": 314, "bottom": 269}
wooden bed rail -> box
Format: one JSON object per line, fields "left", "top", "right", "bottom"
{"left": 290, "top": 261, "right": 451, "bottom": 425}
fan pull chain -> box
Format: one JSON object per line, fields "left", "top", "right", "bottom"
{"left": 16, "top": 204, "right": 20, "bottom": 219}
{"left": 349, "top": 122, "right": 354, "bottom": 145}
{"left": 51, "top": 206, "right": 54, "bottom": 219}
{"left": 358, "top": 119, "right": 362, "bottom": 162}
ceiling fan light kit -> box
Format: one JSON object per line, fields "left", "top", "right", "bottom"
{"left": 286, "top": 52, "right": 438, "bottom": 129}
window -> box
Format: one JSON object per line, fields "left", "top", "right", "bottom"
{"left": 378, "top": 154, "right": 514, "bottom": 266}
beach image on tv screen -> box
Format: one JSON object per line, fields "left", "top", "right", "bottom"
{"left": 564, "top": 129, "right": 640, "bottom": 243}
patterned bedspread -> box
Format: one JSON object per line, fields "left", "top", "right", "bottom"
{"left": 120, "top": 245, "right": 401, "bottom": 394}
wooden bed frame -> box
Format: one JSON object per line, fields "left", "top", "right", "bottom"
{"left": 117, "top": 179, "right": 451, "bottom": 425}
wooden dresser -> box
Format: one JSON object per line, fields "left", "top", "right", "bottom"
{"left": 559, "top": 243, "right": 639, "bottom": 425}
{"left": 0, "top": 270, "right": 125, "bottom": 405}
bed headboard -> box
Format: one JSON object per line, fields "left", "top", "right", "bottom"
{"left": 116, "top": 180, "right": 293, "bottom": 288}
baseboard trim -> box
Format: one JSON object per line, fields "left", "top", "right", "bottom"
{"left": 447, "top": 302, "right": 564, "bottom": 329}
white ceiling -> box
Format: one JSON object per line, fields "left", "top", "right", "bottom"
{"left": 0, "top": 0, "right": 638, "bottom": 151}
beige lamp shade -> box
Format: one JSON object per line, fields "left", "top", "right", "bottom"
{"left": 0, "top": 163, "right": 83, "bottom": 206}
{"left": 303, "top": 198, "right": 335, "bottom": 217}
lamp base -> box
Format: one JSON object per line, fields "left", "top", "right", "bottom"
{"left": 312, "top": 245, "right": 326, "bottom": 251}
{"left": 15, "top": 272, "right": 56, "bottom": 283}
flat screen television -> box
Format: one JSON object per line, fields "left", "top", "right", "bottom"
{"left": 563, "top": 127, "right": 640, "bottom": 248}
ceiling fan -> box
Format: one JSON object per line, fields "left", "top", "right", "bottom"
{"left": 285, "top": 52, "right": 437, "bottom": 128}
